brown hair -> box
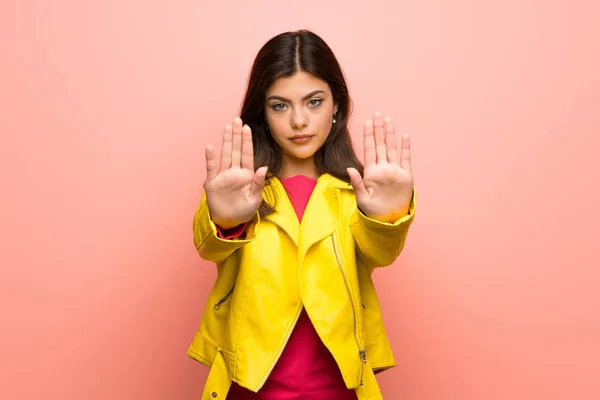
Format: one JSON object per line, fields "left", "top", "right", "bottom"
{"left": 239, "top": 29, "right": 363, "bottom": 216}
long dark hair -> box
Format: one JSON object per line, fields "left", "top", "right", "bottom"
{"left": 240, "top": 30, "right": 363, "bottom": 216}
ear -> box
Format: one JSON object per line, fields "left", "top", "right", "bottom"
{"left": 333, "top": 102, "right": 339, "bottom": 115}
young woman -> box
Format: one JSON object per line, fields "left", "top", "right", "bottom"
{"left": 187, "top": 30, "right": 416, "bottom": 400}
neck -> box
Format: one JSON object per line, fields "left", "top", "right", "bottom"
{"left": 279, "top": 155, "right": 318, "bottom": 179}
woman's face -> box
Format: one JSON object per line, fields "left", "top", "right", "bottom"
{"left": 264, "top": 72, "right": 338, "bottom": 167}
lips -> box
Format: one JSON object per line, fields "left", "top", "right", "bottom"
{"left": 290, "top": 134, "right": 313, "bottom": 140}
{"left": 289, "top": 134, "right": 314, "bottom": 144}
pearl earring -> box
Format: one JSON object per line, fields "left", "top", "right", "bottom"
{"left": 333, "top": 114, "right": 337, "bottom": 124}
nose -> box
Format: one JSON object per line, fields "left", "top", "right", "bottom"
{"left": 290, "top": 108, "right": 308, "bottom": 131}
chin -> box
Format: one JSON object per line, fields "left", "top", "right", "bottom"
{"left": 285, "top": 146, "right": 320, "bottom": 160}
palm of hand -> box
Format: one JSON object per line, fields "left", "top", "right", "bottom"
{"left": 203, "top": 117, "right": 267, "bottom": 229}
{"left": 347, "top": 112, "right": 414, "bottom": 223}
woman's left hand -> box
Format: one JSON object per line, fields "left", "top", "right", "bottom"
{"left": 347, "top": 111, "right": 414, "bottom": 223}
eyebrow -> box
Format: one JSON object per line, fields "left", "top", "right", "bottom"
{"left": 266, "top": 90, "right": 326, "bottom": 103}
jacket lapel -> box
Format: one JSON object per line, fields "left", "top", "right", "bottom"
{"left": 262, "top": 177, "right": 300, "bottom": 246}
{"left": 298, "top": 176, "right": 338, "bottom": 262}
{"left": 262, "top": 174, "right": 353, "bottom": 261}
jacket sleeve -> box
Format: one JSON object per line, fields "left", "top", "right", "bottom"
{"left": 193, "top": 192, "right": 259, "bottom": 264}
{"left": 350, "top": 188, "right": 416, "bottom": 269}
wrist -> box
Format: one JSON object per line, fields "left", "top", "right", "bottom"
{"left": 213, "top": 220, "right": 245, "bottom": 230}
{"left": 212, "top": 214, "right": 254, "bottom": 230}
{"left": 361, "top": 205, "right": 410, "bottom": 224}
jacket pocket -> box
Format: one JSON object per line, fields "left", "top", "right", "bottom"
{"left": 214, "top": 284, "right": 235, "bottom": 310}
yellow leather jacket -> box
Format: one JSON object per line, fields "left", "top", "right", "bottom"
{"left": 187, "top": 174, "right": 416, "bottom": 400}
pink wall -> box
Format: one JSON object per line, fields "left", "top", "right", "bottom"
{"left": 1, "top": 1, "right": 599, "bottom": 399}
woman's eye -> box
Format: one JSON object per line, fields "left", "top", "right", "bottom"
{"left": 308, "top": 98, "right": 323, "bottom": 107}
{"left": 272, "top": 103, "right": 286, "bottom": 111}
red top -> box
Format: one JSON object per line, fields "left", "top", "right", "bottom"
{"left": 216, "top": 175, "right": 357, "bottom": 400}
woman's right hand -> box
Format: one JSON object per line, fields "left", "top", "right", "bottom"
{"left": 204, "top": 117, "right": 268, "bottom": 230}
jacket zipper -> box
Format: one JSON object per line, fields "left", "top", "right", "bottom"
{"left": 214, "top": 284, "right": 235, "bottom": 310}
{"left": 332, "top": 232, "right": 367, "bottom": 387}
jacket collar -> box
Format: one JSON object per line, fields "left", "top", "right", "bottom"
{"left": 263, "top": 173, "right": 353, "bottom": 259}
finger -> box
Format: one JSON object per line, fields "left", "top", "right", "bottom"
{"left": 220, "top": 124, "right": 233, "bottom": 171}
{"left": 384, "top": 117, "right": 398, "bottom": 164}
{"left": 347, "top": 168, "right": 368, "bottom": 199}
{"left": 250, "top": 166, "right": 268, "bottom": 198}
{"left": 363, "top": 120, "right": 376, "bottom": 166}
{"left": 400, "top": 133, "right": 412, "bottom": 172}
{"left": 231, "top": 117, "right": 243, "bottom": 168}
{"left": 205, "top": 144, "right": 217, "bottom": 181}
{"left": 241, "top": 124, "right": 254, "bottom": 170}
{"left": 373, "top": 111, "right": 386, "bottom": 163}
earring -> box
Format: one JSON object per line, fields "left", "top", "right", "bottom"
{"left": 333, "top": 114, "right": 337, "bottom": 124}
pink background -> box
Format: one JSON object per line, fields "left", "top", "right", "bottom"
{"left": 1, "top": 1, "right": 599, "bottom": 399}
